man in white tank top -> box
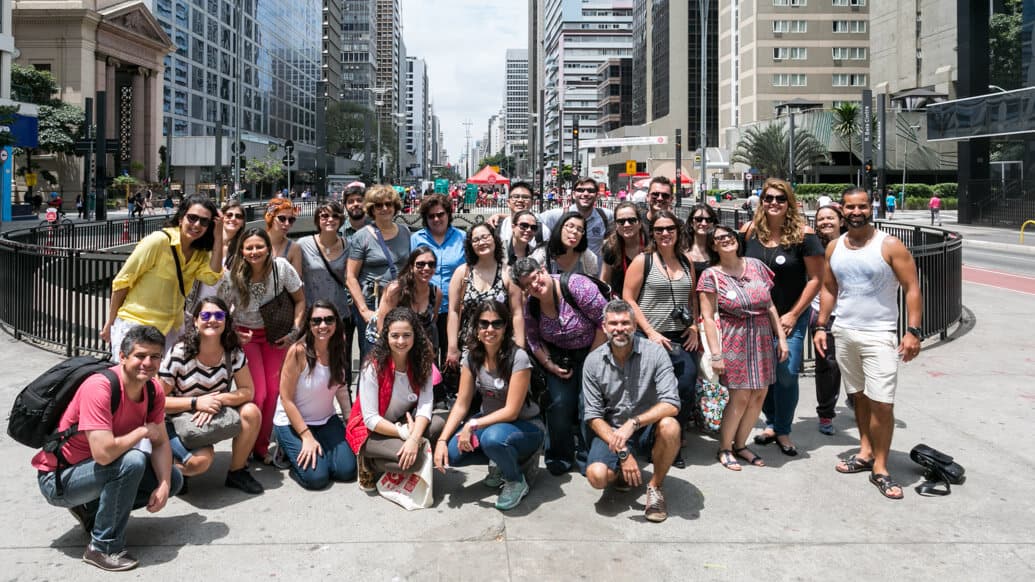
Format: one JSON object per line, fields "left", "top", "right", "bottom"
{"left": 813, "top": 188, "right": 923, "bottom": 500}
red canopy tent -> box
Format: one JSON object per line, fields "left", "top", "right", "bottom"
{"left": 466, "top": 166, "right": 511, "bottom": 186}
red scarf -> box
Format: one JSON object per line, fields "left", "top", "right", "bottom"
{"left": 345, "top": 358, "right": 418, "bottom": 453}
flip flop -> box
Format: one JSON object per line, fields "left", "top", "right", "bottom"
{"left": 870, "top": 472, "right": 904, "bottom": 500}
{"left": 836, "top": 455, "right": 874, "bottom": 474}
{"left": 716, "top": 449, "right": 742, "bottom": 471}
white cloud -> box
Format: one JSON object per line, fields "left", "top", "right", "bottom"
{"left": 401, "top": 0, "right": 527, "bottom": 167}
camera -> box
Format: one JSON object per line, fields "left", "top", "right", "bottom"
{"left": 672, "top": 306, "right": 694, "bottom": 327}
{"left": 554, "top": 353, "right": 573, "bottom": 372}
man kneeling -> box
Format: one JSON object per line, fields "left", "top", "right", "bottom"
{"left": 32, "top": 326, "right": 182, "bottom": 571}
{"left": 582, "top": 299, "right": 681, "bottom": 522}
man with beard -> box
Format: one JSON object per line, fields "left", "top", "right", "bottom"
{"left": 813, "top": 187, "right": 922, "bottom": 500}
{"left": 339, "top": 182, "right": 370, "bottom": 240}
{"left": 644, "top": 176, "right": 675, "bottom": 225}
{"left": 582, "top": 299, "right": 681, "bottom": 522}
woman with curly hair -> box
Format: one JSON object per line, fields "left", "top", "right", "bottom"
{"left": 273, "top": 301, "right": 356, "bottom": 489}
{"left": 218, "top": 227, "right": 305, "bottom": 461}
{"left": 741, "top": 178, "right": 825, "bottom": 456}
{"left": 434, "top": 300, "right": 544, "bottom": 511}
{"left": 346, "top": 307, "right": 443, "bottom": 491}
{"left": 159, "top": 296, "right": 264, "bottom": 494}
{"left": 265, "top": 197, "right": 303, "bottom": 277}
{"left": 374, "top": 246, "right": 442, "bottom": 350}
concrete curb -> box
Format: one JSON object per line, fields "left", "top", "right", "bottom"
{"left": 962, "top": 238, "right": 1035, "bottom": 255}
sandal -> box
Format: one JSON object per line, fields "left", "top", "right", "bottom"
{"left": 716, "top": 449, "right": 742, "bottom": 471}
{"left": 836, "top": 454, "right": 874, "bottom": 474}
{"left": 869, "top": 472, "right": 904, "bottom": 500}
{"left": 733, "top": 446, "right": 765, "bottom": 467}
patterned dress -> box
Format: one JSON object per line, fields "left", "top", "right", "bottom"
{"left": 696, "top": 258, "right": 777, "bottom": 390}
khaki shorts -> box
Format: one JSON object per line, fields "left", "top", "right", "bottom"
{"left": 832, "top": 325, "right": 899, "bottom": 404}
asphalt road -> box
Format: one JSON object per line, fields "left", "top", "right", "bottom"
{"left": 964, "top": 246, "right": 1035, "bottom": 277}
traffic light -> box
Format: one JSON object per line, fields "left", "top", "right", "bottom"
{"left": 864, "top": 160, "right": 873, "bottom": 175}
{"left": 572, "top": 118, "right": 579, "bottom": 139}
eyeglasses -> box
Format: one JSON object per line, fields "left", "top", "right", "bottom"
{"left": 309, "top": 316, "right": 337, "bottom": 326}
{"left": 652, "top": 225, "right": 678, "bottom": 234}
{"left": 471, "top": 234, "right": 494, "bottom": 244}
{"left": 692, "top": 216, "right": 715, "bottom": 224}
{"left": 374, "top": 202, "right": 395, "bottom": 210}
{"left": 515, "top": 222, "right": 538, "bottom": 231}
{"left": 573, "top": 187, "right": 596, "bottom": 193}
{"left": 615, "top": 217, "right": 640, "bottom": 226}
{"left": 649, "top": 191, "right": 673, "bottom": 200}
{"left": 414, "top": 260, "right": 437, "bottom": 270}
{"left": 563, "top": 223, "right": 586, "bottom": 234}
{"left": 275, "top": 215, "right": 297, "bottom": 224}
{"left": 223, "top": 212, "right": 244, "bottom": 220}
{"left": 510, "top": 194, "right": 532, "bottom": 201}
{"left": 427, "top": 211, "right": 448, "bottom": 220}
{"left": 198, "top": 310, "right": 226, "bottom": 322}
{"left": 185, "top": 213, "right": 212, "bottom": 227}
{"left": 477, "top": 318, "right": 506, "bottom": 330}
{"left": 763, "top": 194, "right": 788, "bottom": 204}
{"left": 317, "top": 213, "right": 341, "bottom": 222}
{"left": 714, "top": 233, "right": 737, "bottom": 243}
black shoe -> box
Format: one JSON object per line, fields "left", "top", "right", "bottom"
{"left": 82, "top": 546, "right": 139, "bottom": 572}
{"left": 546, "top": 460, "right": 570, "bottom": 476}
{"left": 68, "top": 505, "right": 95, "bottom": 535}
{"left": 225, "top": 468, "right": 264, "bottom": 494}
{"left": 673, "top": 452, "right": 686, "bottom": 469}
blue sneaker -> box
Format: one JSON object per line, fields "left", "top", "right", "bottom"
{"left": 818, "top": 418, "right": 836, "bottom": 436}
{"left": 495, "top": 476, "right": 529, "bottom": 511}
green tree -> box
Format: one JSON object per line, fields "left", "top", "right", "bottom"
{"left": 243, "top": 157, "right": 286, "bottom": 199}
{"left": 990, "top": 0, "right": 1022, "bottom": 90}
{"left": 832, "top": 102, "right": 861, "bottom": 185}
{"left": 731, "top": 123, "right": 829, "bottom": 182}
{"left": 478, "top": 152, "right": 516, "bottom": 176}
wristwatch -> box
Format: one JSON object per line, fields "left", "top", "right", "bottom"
{"left": 906, "top": 326, "right": 922, "bottom": 338}
{"left": 617, "top": 449, "right": 629, "bottom": 461}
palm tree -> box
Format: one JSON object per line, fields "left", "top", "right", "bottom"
{"left": 832, "top": 102, "right": 861, "bottom": 185}
{"left": 731, "top": 123, "right": 829, "bottom": 182}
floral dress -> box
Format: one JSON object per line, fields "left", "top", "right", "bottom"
{"left": 696, "top": 258, "right": 777, "bottom": 390}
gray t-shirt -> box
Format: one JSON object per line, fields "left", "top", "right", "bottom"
{"left": 582, "top": 335, "right": 680, "bottom": 429}
{"left": 217, "top": 257, "right": 302, "bottom": 329}
{"left": 298, "top": 235, "right": 350, "bottom": 317}
{"left": 462, "top": 348, "right": 539, "bottom": 420}
{"left": 347, "top": 224, "right": 411, "bottom": 298}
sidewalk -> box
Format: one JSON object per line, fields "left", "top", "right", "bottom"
{"left": 0, "top": 278, "right": 1032, "bottom": 580}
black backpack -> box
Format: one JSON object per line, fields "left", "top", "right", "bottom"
{"left": 8, "top": 356, "right": 157, "bottom": 493}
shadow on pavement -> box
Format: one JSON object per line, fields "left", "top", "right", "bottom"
{"left": 49, "top": 512, "right": 229, "bottom": 563}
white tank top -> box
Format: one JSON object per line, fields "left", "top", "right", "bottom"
{"left": 829, "top": 230, "right": 898, "bottom": 332}
{"left": 273, "top": 362, "right": 336, "bottom": 426}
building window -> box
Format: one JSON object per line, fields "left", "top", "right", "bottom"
{"left": 773, "top": 20, "right": 807, "bottom": 33}
{"left": 833, "top": 0, "right": 865, "bottom": 5}
{"left": 833, "top": 20, "right": 867, "bottom": 33}
{"left": 832, "top": 47, "right": 867, "bottom": 60}
{"left": 772, "top": 73, "right": 807, "bottom": 87}
{"left": 774, "top": 0, "right": 807, "bottom": 5}
{"left": 832, "top": 73, "right": 867, "bottom": 87}
{"left": 774, "top": 47, "right": 808, "bottom": 60}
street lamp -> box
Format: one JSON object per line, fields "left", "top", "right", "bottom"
{"left": 900, "top": 123, "right": 922, "bottom": 198}
{"left": 365, "top": 87, "right": 390, "bottom": 183}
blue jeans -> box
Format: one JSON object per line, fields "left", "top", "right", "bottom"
{"left": 273, "top": 415, "right": 357, "bottom": 490}
{"left": 544, "top": 362, "right": 587, "bottom": 471}
{"left": 646, "top": 331, "right": 698, "bottom": 429}
{"left": 447, "top": 419, "right": 544, "bottom": 481}
{"left": 762, "top": 310, "right": 811, "bottom": 435}
{"left": 37, "top": 449, "right": 184, "bottom": 554}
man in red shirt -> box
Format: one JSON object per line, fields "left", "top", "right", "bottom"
{"left": 33, "top": 326, "right": 182, "bottom": 572}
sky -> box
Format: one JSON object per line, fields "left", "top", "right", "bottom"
{"left": 401, "top": 1, "right": 528, "bottom": 166}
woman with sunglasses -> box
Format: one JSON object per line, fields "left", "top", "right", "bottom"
{"left": 218, "top": 227, "right": 305, "bottom": 462}
{"left": 445, "top": 223, "right": 525, "bottom": 372}
{"left": 531, "top": 211, "right": 599, "bottom": 277}
{"left": 811, "top": 205, "right": 847, "bottom": 435}
{"left": 434, "top": 300, "right": 544, "bottom": 511}
{"left": 299, "top": 201, "right": 351, "bottom": 320}
{"left": 686, "top": 203, "right": 720, "bottom": 277}
{"left": 600, "top": 202, "right": 647, "bottom": 297}
{"left": 346, "top": 185, "right": 411, "bottom": 363}
{"left": 375, "top": 246, "right": 442, "bottom": 350}
{"left": 265, "top": 197, "right": 303, "bottom": 278}
{"left": 101, "top": 194, "right": 224, "bottom": 361}
{"left": 513, "top": 257, "right": 608, "bottom": 476}
{"left": 272, "top": 301, "right": 356, "bottom": 489}
{"left": 159, "top": 297, "right": 263, "bottom": 494}
{"left": 697, "top": 225, "right": 788, "bottom": 470}
{"left": 346, "top": 307, "right": 443, "bottom": 491}
{"left": 622, "top": 211, "right": 699, "bottom": 467}
{"left": 192, "top": 200, "right": 248, "bottom": 307}
{"left": 741, "top": 178, "right": 825, "bottom": 456}
{"left": 507, "top": 210, "right": 540, "bottom": 266}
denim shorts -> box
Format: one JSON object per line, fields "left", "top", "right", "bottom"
{"left": 586, "top": 424, "right": 657, "bottom": 471}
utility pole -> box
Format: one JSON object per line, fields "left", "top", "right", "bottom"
{"left": 233, "top": 0, "right": 243, "bottom": 195}
{"left": 698, "top": 0, "right": 710, "bottom": 203}
{"left": 463, "top": 119, "right": 473, "bottom": 179}
{"left": 787, "top": 112, "right": 795, "bottom": 182}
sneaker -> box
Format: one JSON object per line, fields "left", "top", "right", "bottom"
{"left": 357, "top": 454, "right": 377, "bottom": 492}
{"left": 68, "top": 505, "right": 95, "bottom": 535}
{"left": 521, "top": 446, "right": 543, "bottom": 487}
{"left": 264, "top": 441, "right": 291, "bottom": 470}
{"left": 818, "top": 418, "right": 836, "bottom": 436}
{"left": 225, "top": 468, "right": 264, "bottom": 494}
{"left": 644, "top": 485, "right": 668, "bottom": 523}
{"left": 82, "top": 546, "right": 139, "bottom": 572}
{"left": 495, "top": 476, "right": 530, "bottom": 511}
{"left": 483, "top": 462, "right": 504, "bottom": 489}
{"left": 613, "top": 472, "right": 631, "bottom": 493}
{"left": 545, "top": 459, "right": 570, "bottom": 476}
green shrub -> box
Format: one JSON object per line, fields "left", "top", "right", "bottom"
{"left": 933, "top": 183, "right": 957, "bottom": 197}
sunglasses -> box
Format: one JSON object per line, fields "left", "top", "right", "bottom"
{"left": 477, "top": 318, "right": 506, "bottom": 330}
{"left": 198, "top": 310, "right": 226, "bottom": 322}
{"left": 510, "top": 194, "right": 532, "bottom": 201}
{"left": 374, "top": 202, "right": 395, "bottom": 210}
{"left": 515, "top": 222, "right": 538, "bottom": 231}
{"left": 714, "top": 233, "right": 737, "bottom": 243}
{"left": 650, "top": 191, "right": 673, "bottom": 200}
{"left": 573, "top": 187, "right": 596, "bottom": 193}
{"left": 615, "top": 217, "right": 640, "bottom": 226}
{"left": 763, "top": 195, "right": 788, "bottom": 204}
{"left": 275, "top": 215, "right": 297, "bottom": 224}
{"left": 309, "top": 315, "right": 337, "bottom": 326}
{"left": 692, "top": 216, "right": 715, "bottom": 223}
{"left": 427, "top": 211, "right": 448, "bottom": 220}
{"left": 223, "top": 212, "right": 244, "bottom": 220}
{"left": 185, "top": 213, "right": 212, "bottom": 227}
{"left": 317, "top": 213, "right": 341, "bottom": 222}
{"left": 652, "top": 225, "right": 678, "bottom": 234}
{"left": 414, "top": 260, "right": 437, "bottom": 269}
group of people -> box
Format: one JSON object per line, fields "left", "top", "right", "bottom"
{"left": 30, "top": 175, "right": 923, "bottom": 571}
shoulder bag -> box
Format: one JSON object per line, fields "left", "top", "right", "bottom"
{"left": 696, "top": 312, "right": 728, "bottom": 433}
{"left": 259, "top": 261, "right": 295, "bottom": 342}
{"left": 168, "top": 353, "right": 243, "bottom": 449}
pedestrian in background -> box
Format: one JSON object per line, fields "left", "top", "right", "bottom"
{"left": 928, "top": 193, "right": 942, "bottom": 226}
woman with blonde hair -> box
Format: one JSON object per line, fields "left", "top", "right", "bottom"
{"left": 741, "top": 178, "right": 824, "bottom": 457}
{"left": 265, "top": 197, "right": 304, "bottom": 277}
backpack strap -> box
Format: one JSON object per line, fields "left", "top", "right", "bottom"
{"left": 559, "top": 272, "right": 590, "bottom": 323}
{"left": 161, "top": 230, "right": 186, "bottom": 297}
{"left": 636, "top": 252, "right": 653, "bottom": 303}
{"left": 595, "top": 207, "right": 609, "bottom": 231}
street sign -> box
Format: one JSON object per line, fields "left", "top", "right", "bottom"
{"left": 230, "top": 140, "right": 246, "bottom": 154}
{"left": 551, "top": 167, "right": 557, "bottom": 176}
{"left": 625, "top": 160, "right": 637, "bottom": 175}
{"left": 578, "top": 136, "right": 668, "bottom": 149}
{"left": 24, "top": 172, "right": 37, "bottom": 187}
{"left": 0, "top": 150, "right": 8, "bottom": 163}
{"left": 284, "top": 139, "right": 295, "bottom": 153}
{"left": 282, "top": 155, "right": 296, "bottom": 166}
{"left": 694, "top": 155, "right": 702, "bottom": 164}
{"left": 744, "top": 172, "right": 753, "bottom": 181}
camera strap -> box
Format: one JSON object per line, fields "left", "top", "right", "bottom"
{"left": 654, "top": 252, "right": 690, "bottom": 318}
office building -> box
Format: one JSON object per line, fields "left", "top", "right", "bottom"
{"left": 342, "top": 0, "right": 377, "bottom": 108}
{"left": 403, "top": 55, "right": 428, "bottom": 179}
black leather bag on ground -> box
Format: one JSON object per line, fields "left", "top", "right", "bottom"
{"left": 169, "top": 407, "right": 242, "bottom": 449}
{"left": 259, "top": 265, "right": 294, "bottom": 341}
{"left": 910, "top": 444, "right": 966, "bottom": 496}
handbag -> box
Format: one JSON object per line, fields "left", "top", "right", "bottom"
{"left": 910, "top": 444, "right": 966, "bottom": 496}
{"left": 170, "top": 407, "right": 242, "bottom": 449}
{"left": 376, "top": 438, "right": 434, "bottom": 510}
{"left": 259, "top": 263, "right": 295, "bottom": 341}
{"left": 696, "top": 315, "right": 727, "bottom": 432}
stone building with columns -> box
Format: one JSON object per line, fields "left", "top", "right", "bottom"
{"left": 12, "top": 0, "right": 174, "bottom": 199}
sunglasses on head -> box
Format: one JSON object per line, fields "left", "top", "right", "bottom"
{"left": 477, "top": 318, "right": 506, "bottom": 330}
{"left": 763, "top": 194, "right": 788, "bottom": 204}
{"left": 185, "top": 213, "right": 212, "bottom": 227}
{"left": 198, "top": 310, "right": 225, "bottom": 322}
{"left": 616, "top": 217, "right": 640, "bottom": 225}
{"left": 275, "top": 215, "right": 297, "bottom": 224}
{"left": 309, "top": 315, "right": 337, "bottom": 326}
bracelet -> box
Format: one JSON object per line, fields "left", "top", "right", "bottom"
{"left": 298, "top": 427, "right": 311, "bottom": 436}
{"left": 437, "top": 439, "right": 448, "bottom": 443}
{"left": 190, "top": 396, "right": 197, "bottom": 412}
{"left": 710, "top": 355, "right": 722, "bottom": 361}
